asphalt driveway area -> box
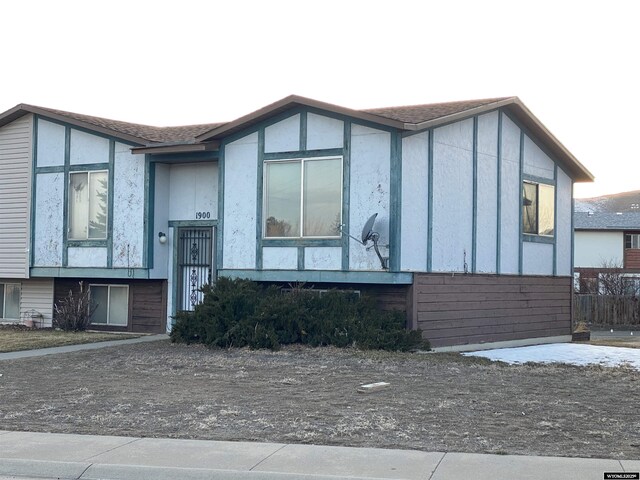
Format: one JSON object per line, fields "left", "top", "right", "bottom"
{"left": 0, "top": 340, "right": 638, "bottom": 460}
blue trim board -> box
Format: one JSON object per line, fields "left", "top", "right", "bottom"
{"left": 263, "top": 148, "right": 343, "bottom": 160}
{"left": 297, "top": 247, "right": 305, "bottom": 271}
{"left": 145, "top": 156, "right": 154, "bottom": 269}
{"left": 30, "top": 116, "right": 39, "bottom": 268}
{"left": 389, "top": 130, "right": 402, "bottom": 272}
{"left": 34, "top": 165, "right": 65, "bottom": 173}
{"left": 62, "top": 126, "right": 71, "bottom": 267}
{"left": 30, "top": 267, "right": 150, "bottom": 279}
{"left": 263, "top": 238, "right": 340, "bottom": 247}
{"left": 300, "top": 111, "right": 307, "bottom": 151}
{"left": 219, "top": 269, "right": 414, "bottom": 285}
{"left": 171, "top": 228, "right": 178, "bottom": 319}
{"left": 426, "top": 129, "right": 434, "bottom": 272}
{"left": 523, "top": 173, "right": 555, "bottom": 186}
{"left": 496, "top": 111, "right": 502, "bottom": 274}
{"left": 107, "top": 141, "right": 115, "bottom": 268}
{"left": 69, "top": 163, "right": 109, "bottom": 172}
{"left": 553, "top": 164, "right": 558, "bottom": 275}
{"left": 147, "top": 152, "right": 219, "bottom": 163}
{"left": 256, "top": 128, "right": 265, "bottom": 270}
{"left": 168, "top": 220, "right": 218, "bottom": 228}
{"left": 523, "top": 234, "right": 554, "bottom": 245}
{"left": 341, "top": 121, "right": 351, "bottom": 271}
{"left": 518, "top": 130, "right": 524, "bottom": 275}
{"left": 471, "top": 116, "right": 478, "bottom": 273}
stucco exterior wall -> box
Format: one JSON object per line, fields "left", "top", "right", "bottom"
{"left": 70, "top": 129, "right": 109, "bottom": 165}
{"left": 523, "top": 135, "right": 555, "bottom": 180}
{"left": 223, "top": 133, "right": 258, "bottom": 269}
{"left": 304, "top": 247, "right": 341, "bottom": 270}
{"left": 36, "top": 120, "right": 65, "bottom": 167}
{"left": 400, "top": 132, "right": 428, "bottom": 272}
{"left": 431, "top": 118, "right": 474, "bottom": 272}
{"left": 112, "top": 143, "right": 145, "bottom": 268}
{"left": 522, "top": 242, "right": 554, "bottom": 275}
{"left": 574, "top": 231, "right": 623, "bottom": 267}
{"left": 168, "top": 162, "right": 218, "bottom": 222}
{"left": 555, "top": 168, "right": 573, "bottom": 275}
{"left": 499, "top": 115, "right": 521, "bottom": 274}
{"left": 348, "top": 125, "right": 391, "bottom": 271}
{"left": 264, "top": 114, "right": 300, "bottom": 153}
{"left": 67, "top": 247, "right": 108, "bottom": 267}
{"left": 262, "top": 247, "right": 298, "bottom": 270}
{"left": 307, "top": 113, "right": 343, "bottom": 150}
{"left": 33, "top": 172, "right": 64, "bottom": 267}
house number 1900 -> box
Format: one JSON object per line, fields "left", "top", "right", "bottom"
{"left": 195, "top": 211, "right": 211, "bottom": 219}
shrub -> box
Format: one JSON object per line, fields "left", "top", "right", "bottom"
{"left": 171, "top": 278, "right": 430, "bottom": 351}
{"left": 53, "top": 282, "right": 96, "bottom": 331}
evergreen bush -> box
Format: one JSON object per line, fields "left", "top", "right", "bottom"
{"left": 170, "top": 278, "right": 430, "bottom": 351}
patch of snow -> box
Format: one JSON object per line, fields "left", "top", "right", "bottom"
{"left": 463, "top": 343, "right": 640, "bottom": 370}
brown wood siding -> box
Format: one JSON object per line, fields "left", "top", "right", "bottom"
{"left": 414, "top": 274, "right": 572, "bottom": 348}
{"left": 624, "top": 249, "right": 640, "bottom": 269}
{"left": 53, "top": 278, "right": 166, "bottom": 333}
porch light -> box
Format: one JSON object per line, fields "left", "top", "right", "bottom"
{"left": 158, "top": 232, "right": 167, "bottom": 244}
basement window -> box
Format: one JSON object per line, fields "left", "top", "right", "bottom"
{"left": 90, "top": 285, "right": 128, "bottom": 326}
{"left": 0, "top": 283, "right": 20, "bottom": 320}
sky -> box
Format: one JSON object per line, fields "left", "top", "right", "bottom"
{"left": 2, "top": 0, "right": 638, "bottom": 199}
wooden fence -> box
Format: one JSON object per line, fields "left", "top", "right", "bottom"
{"left": 574, "top": 295, "right": 640, "bottom": 326}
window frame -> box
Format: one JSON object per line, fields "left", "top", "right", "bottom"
{"left": 625, "top": 233, "right": 640, "bottom": 249}
{"left": 263, "top": 155, "right": 343, "bottom": 240}
{"left": 0, "top": 283, "right": 21, "bottom": 320}
{"left": 89, "top": 284, "right": 129, "bottom": 326}
{"left": 522, "top": 180, "right": 555, "bottom": 238}
{"left": 68, "top": 169, "right": 109, "bottom": 241}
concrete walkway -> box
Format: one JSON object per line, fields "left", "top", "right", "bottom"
{"left": 0, "top": 431, "right": 637, "bottom": 480}
{"left": 0, "top": 334, "right": 168, "bottom": 361}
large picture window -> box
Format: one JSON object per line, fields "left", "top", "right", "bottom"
{"left": 0, "top": 283, "right": 20, "bottom": 320}
{"left": 90, "top": 285, "right": 128, "bottom": 326}
{"left": 523, "top": 181, "right": 554, "bottom": 236}
{"left": 264, "top": 156, "right": 342, "bottom": 238}
{"left": 69, "top": 171, "right": 108, "bottom": 240}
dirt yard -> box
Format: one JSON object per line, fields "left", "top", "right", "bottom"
{"left": 0, "top": 340, "right": 638, "bottom": 459}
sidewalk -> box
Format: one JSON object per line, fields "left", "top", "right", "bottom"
{"left": 0, "top": 431, "right": 637, "bottom": 480}
{"left": 0, "top": 334, "right": 168, "bottom": 361}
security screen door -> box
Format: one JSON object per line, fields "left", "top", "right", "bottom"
{"left": 177, "top": 227, "right": 214, "bottom": 311}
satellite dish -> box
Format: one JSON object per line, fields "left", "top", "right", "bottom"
{"left": 361, "top": 213, "right": 378, "bottom": 244}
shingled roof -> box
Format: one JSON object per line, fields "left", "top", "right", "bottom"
{"left": 0, "top": 104, "right": 224, "bottom": 145}
{"left": 575, "top": 212, "right": 640, "bottom": 230}
{"left": 362, "top": 97, "right": 511, "bottom": 124}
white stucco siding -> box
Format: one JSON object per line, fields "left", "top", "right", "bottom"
{"left": 349, "top": 125, "right": 390, "bottom": 271}
{"left": 264, "top": 114, "right": 300, "bottom": 153}
{"left": 70, "top": 129, "right": 109, "bottom": 165}
{"left": 20, "top": 278, "right": 54, "bottom": 328}
{"left": 305, "top": 247, "right": 342, "bottom": 270}
{"left": 262, "top": 247, "right": 298, "bottom": 270}
{"left": 522, "top": 242, "right": 554, "bottom": 275}
{"left": 555, "top": 168, "right": 572, "bottom": 275}
{"left": 306, "top": 113, "right": 343, "bottom": 150}
{"left": 36, "top": 120, "right": 65, "bottom": 167}
{"left": 67, "top": 247, "right": 108, "bottom": 267}
{"left": 112, "top": 144, "right": 145, "bottom": 268}
{"left": 0, "top": 115, "right": 33, "bottom": 278}
{"left": 431, "top": 119, "right": 474, "bottom": 273}
{"left": 168, "top": 162, "right": 218, "bottom": 221}
{"left": 574, "top": 231, "right": 623, "bottom": 267}
{"left": 523, "top": 136, "right": 555, "bottom": 180}
{"left": 499, "top": 115, "right": 521, "bottom": 274}
{"left": 400, "top": 132, "right": 428, "bottom": 272}
{"left": 475, "top": 112, "right": 499, "bottom": 273}
{"left": 34, "top": 172, "right": 64, "bottom": 267}
{"left": 150, "top": 164, "right": 170, "bottom": 278}
{"left": 223, "top": 133, "right": 258, "bottom": 269}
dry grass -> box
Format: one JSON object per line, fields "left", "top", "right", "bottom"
{"left": 0, "top": 326, "right": 141, "bottom": 353}
{"left": 586, "top": 339, "right": 640, "bottom": 349}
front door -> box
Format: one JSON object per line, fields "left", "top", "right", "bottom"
{"left": 177, "top": 227, "right": 214, "bottom": 311}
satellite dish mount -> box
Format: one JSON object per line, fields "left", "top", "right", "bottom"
{"left": 339, "top": 213, "right": 388, "bottom": 270}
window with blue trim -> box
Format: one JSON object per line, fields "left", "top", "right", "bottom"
{"left": 264, "top": 156, "right": 342, "bottom": 238}
{"left": 523, "top": 181, "right": 554, "bottom": 236}
{"left": 69, "top": 171, "right": 108, "bottom": 240}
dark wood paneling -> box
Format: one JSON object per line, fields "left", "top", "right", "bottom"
{"left": 53, "top": 278, "right": 166, "bottom": 334}
{"left": 624, "top": 249, "right": 640, "bottom": 269}
{"left": 413, "top": 274, "right": 572, "bottom": 348}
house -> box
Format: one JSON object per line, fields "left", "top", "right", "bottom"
{"left": 0, "top": 95, "right": 593, "bottom": 348}
{"left": 574, "top": 211, "right": 640, "bottom": 293}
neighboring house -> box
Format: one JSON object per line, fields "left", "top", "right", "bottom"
{"left": 0, "top": 95, "right": 593, "bottom": 348}
{"left": 574, "top": 211, "right": 640, "bottom": 293}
